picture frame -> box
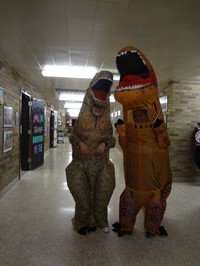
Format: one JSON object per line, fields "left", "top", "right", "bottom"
{"left": 3, "top": 131, "right": 13, "bottom": 153}
{"left": 15, "top": 111, "right": 19, "bottom": 126}
{"left": 3, "top": 106, "right": 13, "bottom": 127}
{"left": 0, "top": 87, "right": 3, "bottom": 104}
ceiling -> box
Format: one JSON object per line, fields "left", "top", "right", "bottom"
{"left": 0, "top": 0, "right": 200, "bottom": 111}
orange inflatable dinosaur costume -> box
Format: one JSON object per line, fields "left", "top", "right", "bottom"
{"left": 112, "top": 46, "right": 172, "bottom": 238}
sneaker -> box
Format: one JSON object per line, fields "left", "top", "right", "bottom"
{"left": 102, "top": 226, "right": 110, "bottom": 233}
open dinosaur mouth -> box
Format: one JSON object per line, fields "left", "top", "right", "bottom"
{"left": 92, "top": 89, "right": 108, "bottom": 101}
{"left": 116, "top": 50, "right": 149, "bottom": 79}
{"left": 92, "top": 78, "right": 112, "bottom": 102}
{"left": 116, "top": 49, "right": 153, "bottom": 92}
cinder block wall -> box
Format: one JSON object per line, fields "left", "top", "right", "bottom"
{"left": 160, "top": 81, "right": 200, "bottom": 182}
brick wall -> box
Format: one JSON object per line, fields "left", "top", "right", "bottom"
{"left": 160, "top": 81, "right": 200, "bottom": 182}
{"left": 0, "top": 56, "right": 52, "bottom": 193}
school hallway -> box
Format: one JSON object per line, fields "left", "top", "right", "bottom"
{"left": 0, "top": 138, "right": 200, "bottom": 266}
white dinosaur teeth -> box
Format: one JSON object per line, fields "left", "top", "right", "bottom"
{"left": 139, "top": 55, "right": 146, "bottom": 65}
{"left": 117, "top": 50, "right": 147, "bottom": 66}
{"left": 116, "top": 83, "right": 151, "bottom": 92}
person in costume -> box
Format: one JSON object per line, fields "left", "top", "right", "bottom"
{"left": 112, "top": 46, "right": 172, "bottom": 238}
{"left": 66, "top": 70, "right": 116, "bottom": 235}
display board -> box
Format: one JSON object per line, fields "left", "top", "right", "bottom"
{"left": 31, "top": 99, "right": 45, "bottom": 169}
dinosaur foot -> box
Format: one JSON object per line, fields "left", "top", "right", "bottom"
{"left": 78, "top": 226, "right": 97, "bottom": 235}
{"left": 145, "top": 226, "right": 168, "bottom": 238}
{"left": 157, "top": 226, "right": 168, "bottom": 236}
{"left": 112, "top": 222, "right": 132, "bottom": 237}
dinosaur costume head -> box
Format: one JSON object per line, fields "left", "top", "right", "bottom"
{"left": 87, "top": 71, "right": 113, "bottom": 117}
{"left": 73, "top": 70, "right": 114, "bottom": 145}
{"left": 114, "top": 46, "right": 158, "bottom": 108}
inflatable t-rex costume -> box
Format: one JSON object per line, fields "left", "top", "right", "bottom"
{"left": 113, "top": 46, "right": 172, "bottom": 238}
{"left": 66, "top": 71, "right": 116, "bottom": 235}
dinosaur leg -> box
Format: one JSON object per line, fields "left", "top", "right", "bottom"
{"left": 93, "top": 161, "right": 115, "bottom": 229}
{"left": 118, "top": 188, "right": 140, "bottom": 236}
{"left": 144, "top": 192, "right": 167, "bottom": 237}
{"left": 66, "top": 162, "right": 92, "bottom": 233}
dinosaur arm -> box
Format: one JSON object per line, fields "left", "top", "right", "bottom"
{"left": 103, "top": 136, "right": 116, "bottom": 149}
{"left": 68, "top": 132, "right": 82, "bottom": 146}
{"left": 79, "top": 141, "right": 90, "bottom": 155}
{"left": 69, "top": 133, "right": 90, "bottom": 155}
{"left": 116, "top": 124, "right": 128, "bottom": 149}
{"left": 153, "top": 123, "right": 171, "bottom": 150}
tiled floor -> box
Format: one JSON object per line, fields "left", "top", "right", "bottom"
{"left": 0, "top": 138, "right": 200, "bottom": 266}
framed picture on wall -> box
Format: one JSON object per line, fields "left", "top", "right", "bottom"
{"left": 3, "top": 131, "right": 13, "bottom": 153}
{"left": 3, "top": 106, "right": 13, "bottom": 127}
{"left": 0, "top": 87, "right": 3, "bottom": 104}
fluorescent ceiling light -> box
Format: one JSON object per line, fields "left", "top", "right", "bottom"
{"left": 113, "top": 74, "right": 120, "bottom": 81}
{"left": 59, "top": 93, "right": 84, "bottom": 101}
{"left": 42, "top": 65, "right": 120, "bottom": 80}
{"left": 60, "top": 93, "right": 115, "bottom": 102}
{"left": 42, "top": 65, "right": 98, "bottom": 79}
{"left": 64, "top": 102, "right": 82, "bottom": 109}
{"left": 67, "top": 108, "right": 80, "bottom": 118}
{"left": 110, "top": 95, "right": 115, "bottom": 102}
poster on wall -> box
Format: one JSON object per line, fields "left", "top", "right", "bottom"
{"left": 3, "top": 131, "right": 13, "bottom": 153}
{"left": 0, "top": 87, "right": 3, "bottom": 104}
{"left": 31, "top": 99, "right": 45, "bottom": 169}
{"left": 3, "top": 106, "right": 13, "bottom": 127}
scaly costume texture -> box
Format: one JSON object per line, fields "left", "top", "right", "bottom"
{"left": 66, "top": 71, "right": 116, "bottom": 235}
{"left": 113, "top": 46, "right": 172, "bottom": 238}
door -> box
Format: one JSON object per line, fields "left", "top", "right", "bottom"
{"left": 20, "top": 92, "right": 31, "bottom": 171}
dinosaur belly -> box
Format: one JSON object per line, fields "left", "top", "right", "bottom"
{"left": 123, "top": 126, "right": 170, "bottom": 192}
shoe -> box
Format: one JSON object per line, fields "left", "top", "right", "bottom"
{"left": 145, "top": 231, "right": 155, "bottom": 238}
{"left": 157, "top": 226, "right": 168, "bottom": 236}
{"left": 102, "top": 226, "right": 110, "bottom": 233}
{"left": 112, "top": 222, "right": 121, "bottom": 232}
{"left": 89, "top": 226, "right": 96, "bottom": 232}
{"left": 78, "top": 227, "right": 88, "bottom": 235}
{"left": 118, "top": 230, "right": 132, "bottom": 237}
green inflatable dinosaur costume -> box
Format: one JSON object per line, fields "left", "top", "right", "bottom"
{"left": 66, "top": 71, "right": 116, "bottom": 235}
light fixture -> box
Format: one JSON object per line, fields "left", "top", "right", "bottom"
{"left": 42, "top": 65, "right": 120, "bottom": 80}
{"left": 67, "top": 108, "right": 80, "bottom": 118}
{"left": 64, "top": 102, "right": 82, "bottom": 109}
{"left": 60, "top": 93, "right": 115, "bottom": 102}
{"left": 42, "top": 65, "right": 98, "bottom": 79}
{"left": 59, "top": 93, "right": 84, "bottom": 101}
{"left": 110, "top": 95, "right": 115, "bottom": 102}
